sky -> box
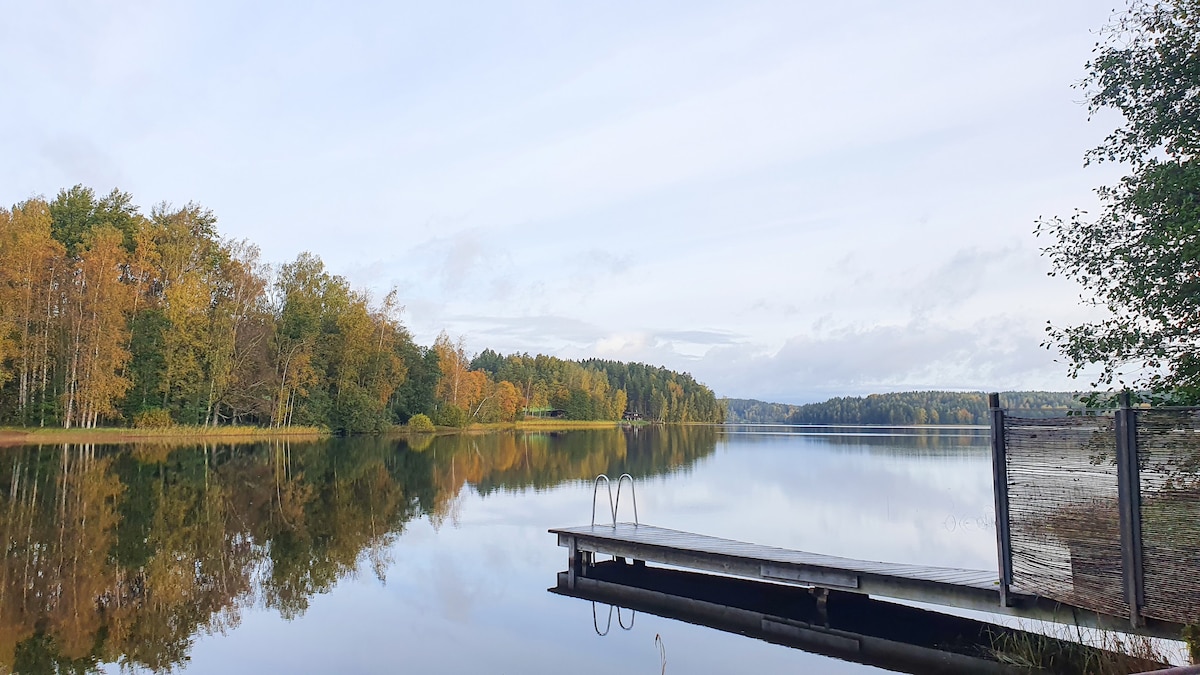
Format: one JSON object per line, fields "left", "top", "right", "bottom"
{"left": 1, "top": 1, "right": 1125, "bottom": 403}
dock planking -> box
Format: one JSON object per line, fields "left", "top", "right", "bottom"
{"left": 551, "top": 523, "right": 1002, "bottom": 612}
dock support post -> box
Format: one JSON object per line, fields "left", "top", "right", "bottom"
{"left": 1115, "top": 391, "right": 1145, "bottom": 628}
{"left": 568, "top": 536, "right": 579, "bottom": 589}
{"left": 988, "top": 393, "right": 1013, "bottom": 607}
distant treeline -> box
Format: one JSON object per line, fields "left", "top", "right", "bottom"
{"left": 723, "top": 391, "right": 1085, "bottom": 425}
{"left": 722, "top": 398, "right": 804, "bottom": 424}
{"left": 0, "top": 186, "right": 721, "bottom": 431}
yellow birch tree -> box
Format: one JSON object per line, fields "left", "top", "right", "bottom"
{"left": 64, "top": 226, "right": 134, "bottom": 428}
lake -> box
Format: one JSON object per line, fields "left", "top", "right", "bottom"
{"left": 1, "top": 425, "right": 1006, "bottom": 673}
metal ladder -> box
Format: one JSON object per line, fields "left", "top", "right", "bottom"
{"left": 592, "top": 602, "right": 635, "bottom": 635}
{"left": 591, "top": 473, "right": 639, "bottom": 527}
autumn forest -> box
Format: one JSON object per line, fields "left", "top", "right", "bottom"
{"left": 0, "top": 186, "right": 724, "bottom": 432}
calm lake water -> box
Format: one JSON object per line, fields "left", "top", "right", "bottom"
{"left": 1, "top": 425, "right": 1001, "bottom": 674}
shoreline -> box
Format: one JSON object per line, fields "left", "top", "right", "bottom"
{"left": 0, "top": 425, "right": 329, "bottom": 447}
{"left": 0, "top": 420, "right": 650, "bottom": 447}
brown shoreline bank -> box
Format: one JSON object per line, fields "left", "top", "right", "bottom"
{"left": 0, "top": 419, "right": 654, "bottom": 447}
{"left": 0, "top": 426, "right": 329, "bottom": 447}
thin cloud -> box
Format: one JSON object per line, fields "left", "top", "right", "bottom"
{"left": 656, "top": 330, "right": 745, "bottom": 346}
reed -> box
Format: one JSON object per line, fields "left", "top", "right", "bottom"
{"left": 989, "top": 623, "right": 1177, "bottom": 674}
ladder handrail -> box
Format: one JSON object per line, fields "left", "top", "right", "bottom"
{"left": 592, "top": 602, "right": 611, "bottom": 636}
{"left": 592, "top": 602, "right": 635, "bottom": 635}
{"left": 615, "top": 473, "right": 639, "bottom": 526}
{"left": 592, "top": 475, "right": 615, "bottom": 527}
{"left": 617, "top": 605, "right": 635, "bottom": 630}
{"left": 592, "top": 473, "right": 639, "bottom": 527}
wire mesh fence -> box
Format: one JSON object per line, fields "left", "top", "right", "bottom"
{"left": 1136, "top": 408, "right": 1200, "bottom": 625}
{"left": 997, "top": 405, "right": 1200, "bottom": 626}
{"left": 1004, "top": 415, "right": 1128, "bottom": 618}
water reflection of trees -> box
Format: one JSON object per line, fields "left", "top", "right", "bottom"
{"left": 435, "top": 426, "right": 717, "bottom": 498}
{"left": 0, "top": 427, "right": 715, "bottom": 673}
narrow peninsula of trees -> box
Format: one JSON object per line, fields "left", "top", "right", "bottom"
{"left": 724, "top": 391, "right": 1084, "bottom": 425}
{"left": 0, "top": 186, "right": 722, "bottom": 432}
{"left": 580, "top": 359, "right": 724, "bottom": 423}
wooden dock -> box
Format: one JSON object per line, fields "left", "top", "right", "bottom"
{"left": 552, "top": 524, "right": 1000, "bottom": 611}
{"left": 550, "top": 523, "right": 1183, "bottom": 638}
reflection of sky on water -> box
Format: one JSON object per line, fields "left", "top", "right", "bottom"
{"left": 173, "top": 429, "right": 997, "bottom": 674}
{"left": 684, "top": 428, "right": 996, "bottom": 571}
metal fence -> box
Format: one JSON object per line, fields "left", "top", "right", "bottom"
{"left": 990, "top": 393, "right": 1200, "bottom": 627}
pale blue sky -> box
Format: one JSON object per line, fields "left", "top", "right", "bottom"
{"left": 1, "top": 1, "right": 1121, "bottom": 403}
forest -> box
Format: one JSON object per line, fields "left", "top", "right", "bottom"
{"left": 0, "top": 186, "right": 723, "bottom": 432}
{"left": 724, "top": 391, "right": 1086, "bottom": 425}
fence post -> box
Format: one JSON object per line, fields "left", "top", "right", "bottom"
{"left": 1115, "top": 391, "right": 1145, "bottom": 628}
{"left": 989, "top": 392, "right": 1013, "bottom": 607}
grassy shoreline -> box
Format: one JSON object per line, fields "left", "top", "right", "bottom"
{"left": 0, "top": 425, "right": 329, "bottom": 447}
{"left": 0, "top": 419, "right": 648, "bottom": 447}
